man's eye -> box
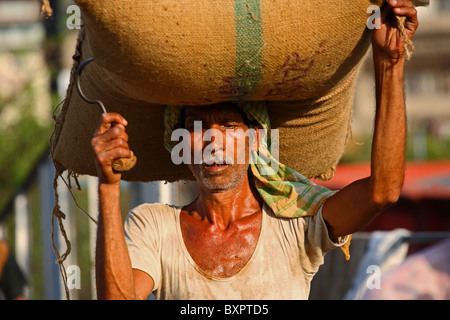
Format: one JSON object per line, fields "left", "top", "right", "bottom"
{"left": 223, "top": 123, "right": 239, "bottom": 128}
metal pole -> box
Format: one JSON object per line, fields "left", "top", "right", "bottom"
{"left": 87, "top": 175, "right": 99, "bottom": 300}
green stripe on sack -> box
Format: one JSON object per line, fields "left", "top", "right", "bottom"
{"left": 232, "top": 0, "right": 264, "bottom": 100}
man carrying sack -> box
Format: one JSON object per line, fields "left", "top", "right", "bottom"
{"left": 92, "top": 0, "right": 418, "bottom": 299}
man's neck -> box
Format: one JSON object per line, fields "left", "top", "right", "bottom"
{"left": 189, "top": 177, "right": 262, "bottom": 230}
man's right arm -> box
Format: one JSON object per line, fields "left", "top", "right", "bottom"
{"left": 92, "top": 113, "right": 153, "bottom": 299}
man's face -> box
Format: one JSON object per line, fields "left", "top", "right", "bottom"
{"left": 184, "top": 103, "right": 257, "bottom": 192}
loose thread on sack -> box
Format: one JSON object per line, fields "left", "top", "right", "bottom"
{"left": 50, "top": 165, "right": 98, "bottom": 301}
{"left": 49, "top": 99, "right": 71, "bottom": 299}
{"left": 396, "top": 15, "right": 415, "bottom": 60}
{"left": 48, "top": 26, "right": 88, "bottom": 300}
{"left": 315, "top": 167, "right": 336, "bottom": 182}
{"left": 61, "top": 171, "right": 98, "bottom": 224}
{"left": 50, "top": 166, "right": 98, "bottom": 300}
{"left": 52, "top": 171, "right": 71, "bottom": 300}
{"left": 50, "top": 103, "right": 93, "bottom": 300}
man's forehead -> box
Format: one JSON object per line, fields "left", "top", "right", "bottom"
{"left": 184, "top": 103, "right": 244, "bottom": 121}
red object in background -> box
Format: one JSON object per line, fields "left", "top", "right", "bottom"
{"left": 315, "top": 161, "right": 450, "bottom": 254}
{"left": 315, "top": 161, "right": 450, "bottom": 233}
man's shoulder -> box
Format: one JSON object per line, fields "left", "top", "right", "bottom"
{"left": 125, "top": 203, "right": 181, "bottom": 240}
{"left": 262, "top": 203, "right": 322, "bottom": 239}
{"left": 132, "top": 202, "right": 176, "bottom": 211}
{"left": 131, "top": 202, "right": 179, "bottom": 215}
{"left": 263, "top": 204, "right": 309, "bottom": 225}
{"left": 128, "top": 202, "right": 180, "bottom": 223}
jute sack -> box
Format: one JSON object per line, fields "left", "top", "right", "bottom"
{"left": 52, "top": 0, "right": 385, "bottom": 182}
{"left": 73, "top": 0, "right": 388, "bottom": 105}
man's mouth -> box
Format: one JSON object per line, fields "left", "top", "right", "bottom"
{"left": 200, "top": 154, "right": 233, "bottom": 173}
{"left": 202, "top": 163, "right": 230, "bottom": 173}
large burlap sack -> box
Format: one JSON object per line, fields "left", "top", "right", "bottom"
{"left": 74, "top": 0, "right": 388, "bottom": 105}
{"left": 51, "top": 0, "right": 385, "bottom": 182}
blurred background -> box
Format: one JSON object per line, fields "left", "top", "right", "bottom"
{"left": 0, "top": 0, "right": 448, "bottom": 300}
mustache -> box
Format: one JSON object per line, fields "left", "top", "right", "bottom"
{"left": 201, "top": 153, "right": 234, "bottom": 165}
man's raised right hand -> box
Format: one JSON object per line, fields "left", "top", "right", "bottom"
{"left": 91, "top": 112, "right": 134, "bottom": 185}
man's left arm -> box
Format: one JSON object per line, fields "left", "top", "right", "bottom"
{"left": 323, "top": 0, "right": 419, "bottom": 240}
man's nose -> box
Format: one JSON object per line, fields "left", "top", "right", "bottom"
{"left": 202, "top": 125, "right": 225, "bottom": 153}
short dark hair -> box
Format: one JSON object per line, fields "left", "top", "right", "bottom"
{"left": 175, "top": 105, "right": 260, "bottom": 130}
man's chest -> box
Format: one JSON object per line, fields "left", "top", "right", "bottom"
{"left": 155, "top": 212, "right": 311, "bottom": 299}
{"left": 180, "top": 214, "right": 262, "bottom": 278}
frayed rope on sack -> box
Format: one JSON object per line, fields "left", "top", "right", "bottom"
{"left": 396, "top": 15, "right": 415, "bottom": 60}
{"left": 48, "top": 23, "right": 98, "bottom": 299}
{"left": 41, "top": 0, "right": 73, "bottom": 298}
{"left": 395, "top": 0, "right": 429, "bottom": 60}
